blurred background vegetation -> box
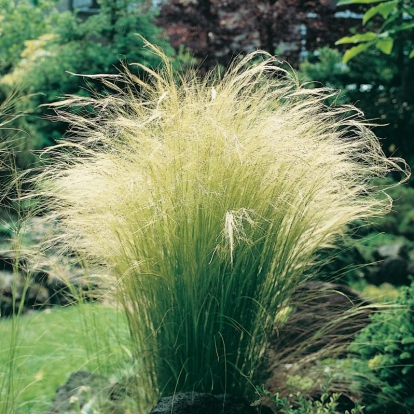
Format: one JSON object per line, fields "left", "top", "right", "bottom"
{"left": 1, "top": 0, "right": 414, "bottom": 412}
{"left": 1, "top": 0, "right": 413, "bottom": 171}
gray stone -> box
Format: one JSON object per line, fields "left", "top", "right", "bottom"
{"left": 47, "top": 371, "right": 105, "bottom": 414}
{"left": 149, "top": 392, "right": 272, "bottom": 414}
{"left": 368, "top": 243, "right": 411, "bottom": 286}
{"left": 375, "top": 243, "right": 409, "bottom": 260}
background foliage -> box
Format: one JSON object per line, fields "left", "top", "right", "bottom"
{"left": 335, "top": 0, "right": 414, "bottom": 63}
{"left": 0, "top": 0, "right": 175, "bottom": 158}
{"left": 349, "top": 282, "right": 414, "bottom": 413}
{"left": 299, "top": 46, "right": 414, "bottom": 170}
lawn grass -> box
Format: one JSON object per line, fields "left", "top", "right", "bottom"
{"left": 0, "top": 303, "right": 129, "bottom": 413}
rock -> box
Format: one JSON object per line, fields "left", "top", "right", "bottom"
{"left": 0, "top": 269, "right": 24, "bottom": 317}
{"left": 26, "top": 283, "right": 50, "bottom": 308}
{"left": 368, "top": 243, "right": 412, "bottom": 286}
{"left": 47, "top": 372, "right": 273, "bottom": 414}
{"left": 47, "top": 371, "right": 106, "bottom": 414}
{"left": 0, "top": 252, "right": 27, "bottom": 273}
{"left": 149, "top": 392, "right": 272, "bottom": 414}
{"left": 375, "top": 243, "right": 409, "bottom": 260}
{"left": 407, "top": 261, "right": 414, "bottom": 275}
{"left": 376, "top": 256, "right": 409, "bottom": 285}
{"left": 0, "top": 216, "right": 100, "bottom": 317}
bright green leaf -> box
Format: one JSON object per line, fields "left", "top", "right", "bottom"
{"left": 384, "top": 343, "right": 399, "bottom": 353}
{"left": 390, "top": 21, "right": 414, "bottom": 33}
{"left": 401, "top": 337, "right": 414, "bottom": 344}
{"left": 336, "top": 32, "right": 378, "bottom": 45}
{"left": 363, "top": 1, "right": 398, "bottom": 24}
{"left": 376, "top": 37, "right": 394, "bottom": 54}
{"left": 402, "top": 365, "right": 413, "bottom": 375}
{"left": 400, "top": 351, "right": 411, "bottom": 359}
{"left": 342, "top": 43, "right": 372, "bottom": 63}
{"left": 338, "top": 0, "right": 387, "bottom": 5}
{"left": 409, "top": 49, "right": 414, "bottom": 58}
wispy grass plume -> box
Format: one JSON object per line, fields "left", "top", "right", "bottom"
{"left": 36, "top": 44, "right": 407, "bottom": 404}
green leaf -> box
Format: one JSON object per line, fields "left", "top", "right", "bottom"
{"left": 400, "top": 351, "right": 411, "bottom": 359}
{"left": 385, "top": 343, "right": 400, "bottom": 353}
{"left": 342, "top": 43, "right": 372, "bottom": 63}
{"left": 409, "top": 49, "right": 414, "bottom": 58}
{"left": 338, "top": 0, "right": 387, "bottom": 5}
{"left": 382, "top": 10, "right": 402, "bottom": 28}
{"left": 405, "top": 6, "right": 414, "bottom": 17}
{"left": 335, "top": 32, "right": 378, "bottom": 45}
{"left": 376, "top": 37, "right": 394, "bottom": 54}
{"left": 390, "top": 21, "right": 414, "bottom": 33}
{"left": 402, "top": 365, "right": 413, "bottom": 375}
{"left": 363, "top": 1, "right": 398, "bottom": 24}
{"left": 401, "top": 337, "right": 414, "bottom": 344}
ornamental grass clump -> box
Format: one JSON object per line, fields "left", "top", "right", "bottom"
{"left": 37, "top": 44, "right": 406, "bottom": 404}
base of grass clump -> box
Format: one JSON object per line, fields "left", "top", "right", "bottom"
{"left": 35, "top": 40, "right": 407, "bottom": 405}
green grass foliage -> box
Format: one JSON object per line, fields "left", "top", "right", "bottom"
{"left": 0, "top": 304, "right": 129, "bottom": 413}
{"left": 349, "top": 282, "right": 414, "bottom": 413}
{"left": 36, "top": 43, "right": 407, "bottom": 404}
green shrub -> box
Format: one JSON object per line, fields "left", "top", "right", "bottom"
{"left": 312, "top": 177, "right": 414, "bottom": 286}
{"left": 36, "top": 44, "right": 406, "bottom": 406}
{"left": 256, "top": 380, "right": 364, "bottom": 414}
{"left": 0, "top": 0, "right": 58, "bottom": 77}
{"left": 349, "top": 282, "right": 414, "bottom": 413}
{"left": 369, "top": 179, "right": 414, "bottom": 239}
{"left": 299, "top": 46, "right": 414, "bottom": 169}
{"left": 6, "top": 0, "right": 176, "bottom": 146}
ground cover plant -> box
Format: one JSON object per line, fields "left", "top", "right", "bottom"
{"left": 349, "top": 281, "right": 414, "bottom": 413}
{"left": 33, "top": 42, "right": 407, "bottom": 410}
{"left": 256, "top": 378, "right": 365, "bottom": 414}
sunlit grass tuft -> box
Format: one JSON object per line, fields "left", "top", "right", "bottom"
{"left": 36, "top": 43, "right": 408, "bottom": 404}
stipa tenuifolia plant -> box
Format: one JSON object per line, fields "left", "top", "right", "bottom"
{"left": 35, "top": 43, "right": 406, "bottom": 406}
